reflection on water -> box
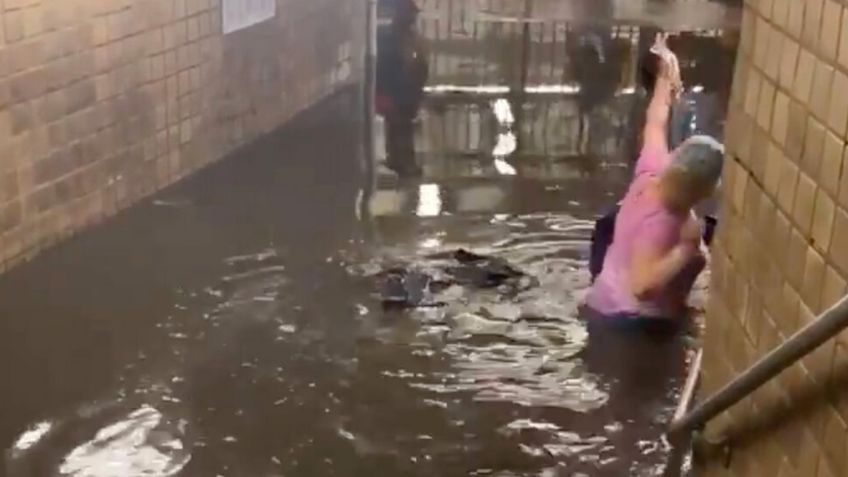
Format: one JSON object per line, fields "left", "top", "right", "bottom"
{"left": 57, "top": 406, "right": 189, "bottom": 477}
{"left": 416, "top": 184, "right": 443, "bottom": 217}
{"left": 8, "top": 403, "right": 190, "bottom": 477}
{"left": 2, "top": 2, "right": 735, "bottom": 476}
{"left": 385, "top": 227, "right": 603, "bottom": 411}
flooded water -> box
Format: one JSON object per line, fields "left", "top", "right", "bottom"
{"left": 1, "top": 3, "right": 738, "bottom": 476}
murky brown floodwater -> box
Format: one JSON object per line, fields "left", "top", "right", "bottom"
{"left": 1, "top": 3, "right": 738, "bottom": 476}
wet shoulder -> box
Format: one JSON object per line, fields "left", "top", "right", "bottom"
{"left": 634, "top": 145, "right": 670, "bottom": 177}
{"left": 617, "top": 179, "right": 677, "bottom": 233}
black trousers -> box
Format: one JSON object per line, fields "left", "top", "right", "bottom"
{"left": 385, "top": 114, "right": 417, "bottom": 174}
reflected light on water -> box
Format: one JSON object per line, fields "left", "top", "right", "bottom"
{"left": 492, "top": 97, "right": 517, "bottom": 175}
{"left": 456, "top": 185, "right": 507, "bottom": 212}
{"left": 424, "top": 85, "right": 511, "bottom": 94}
{"left": 493, "top": 132, "right": 517, "bottom": 158}
{"left": 58, "top": 406, "right": 189, "bottom": 477}
{"left": 416, "top": 184, "right": 442, "bottom": 217}
{"left": 492, "top": 98, "right": 514, "bottom": 125}
{"left": 494, "top": 158, "right": 517, "bottom": 175}
{"left": 425, "top": 84, "right": 581, "bottom": 95}
{"left": 369, "top": 190, "right": 407, "bottom": 217}
{"left": 424, "top": 84, "right": 641, "bottom": 96}
{"left": 12, "top": 421, "right": 53, "bottom": 452}
{"left": 419, "top": 237, "right": 443, "bottom": 249}
{"left": 525, "top": 84, "right": 581, "bottom": 94}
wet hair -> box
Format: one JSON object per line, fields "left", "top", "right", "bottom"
{"left": 667, "top": 135, "right": 725, "bottom": 191}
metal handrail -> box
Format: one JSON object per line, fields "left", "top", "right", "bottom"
{"left": 662, "top": 349, "right": 703, "bottom": 477}
{"left": 673, "top": 349, "right": 703, "bottom": 424}
{"left": 669, "top": 294, "right": 848, "bottom": 437}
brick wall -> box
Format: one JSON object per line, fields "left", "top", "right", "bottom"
{"left": 0, "top": 0, "right": 360, "bottom": 271}
{"left": 700, "top": 0, "right": 848, "bottom": 475}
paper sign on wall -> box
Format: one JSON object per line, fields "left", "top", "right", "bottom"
{"left": 222, "top": 0, "right": 277, "bottom": 34}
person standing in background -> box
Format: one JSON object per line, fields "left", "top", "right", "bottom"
{"left": 376, "top": 0, "right": 429, "bottom": 177}
{"left": 568, "top": 24, "right": 624, "bottom": 156}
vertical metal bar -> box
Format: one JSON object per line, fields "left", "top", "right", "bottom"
{"left": 660, "top": 350, "right": 702, "bottom": 477}
{"left": 674, "top": 350, "right": 704, "bottom": 424}
{"left": 518, "top": 0, "right": 531, "bottom": 95}
{"left": 513, "top": 0, "right": 532, "bottom": 154}
{"left": 359, "top": 0, "right": 378, "bottom": 221}
{"left": 447, "top": 0, "right": 454, "bottom": 35}
{"left": 547, "top": 21, "right": 555, "bottom": 84}
{"left": 473, "top": 15, "right": 480, "bottom": 86}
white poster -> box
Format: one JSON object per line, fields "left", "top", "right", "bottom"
{"left": 222, "top": 0, "right": 277, "bottom": 34}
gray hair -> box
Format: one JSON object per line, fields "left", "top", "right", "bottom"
{"left": 668, "top": 135, "right": 725, "bottom": 187}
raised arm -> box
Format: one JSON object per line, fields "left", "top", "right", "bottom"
{"left": 642, "top": 73, "right": 674, "bottom": 154}
{"left": 642, "top": 34, "right": 681, "bottom": 156}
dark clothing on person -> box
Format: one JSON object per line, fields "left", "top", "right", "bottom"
{"left": 385, "top": 114, "right": 418, "bottom": 175}
{"left": 589, "top": 206, "right": 618, "bottom": 283}
{"left": 584, "top": 308, "right": 691, "bottom": 337}
{"left": 376, "top": 28, "right": 427, "bottom": 118}
{"left": 376, "top": 17, "right": 428, "bottom": 176}
{"left": 572, "top": 31, "right": 620, "bottom": 115}
{"left": 580, "top": 305, "right": 690, "bottom": 462}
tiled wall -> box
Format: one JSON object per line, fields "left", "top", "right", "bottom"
{"left": 700, "top": 0, "right": 848, "bottom": 475}
{"left": 0, "top": 0, "right": 360, "bottom": 271}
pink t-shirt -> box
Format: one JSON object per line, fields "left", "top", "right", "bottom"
{"left": 586, "top": 146, "right": 705, "bottom": 318}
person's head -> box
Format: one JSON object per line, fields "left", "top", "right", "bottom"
{"left": 658, "top": 135, "right": 724, "bottom": 211}
{"left": 392, "top": 0, "right": 420, "bottom": 28}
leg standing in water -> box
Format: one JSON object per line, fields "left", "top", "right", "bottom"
{"left": 585, "top": 33, "right": 724, "bottom": 326}
{"left": 376, "top": 0, "right": 429, "bottom": 177}
{"left": 581, "top": 306, "right": 691, "bottom": 472}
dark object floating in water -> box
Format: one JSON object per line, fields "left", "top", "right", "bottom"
{"left": 449, "top": 249, "right": 526, "bottom": 289}
{"left": 377, "top": 249, "right": 531, "bottom": 309}
{"left": 589, "top": 206, "right": 718, "bottom": 283}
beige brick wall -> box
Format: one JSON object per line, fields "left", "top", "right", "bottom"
{"left": 0, "top": 0, "right": 360, "bottom": 271}
{"left": 700, "top": 0, "right": 848, "bottom": 475}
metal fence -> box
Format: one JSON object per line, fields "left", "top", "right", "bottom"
{"left": 406, "top": 0, "right": 733, "bottom": 163}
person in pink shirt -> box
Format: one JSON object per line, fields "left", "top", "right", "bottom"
{"left": 586, "top": 35, "right": 724, "bottom": 325}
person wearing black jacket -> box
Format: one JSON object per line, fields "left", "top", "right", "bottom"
{"left": 376, "top": 0, "right": 429, "bottom": 177}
